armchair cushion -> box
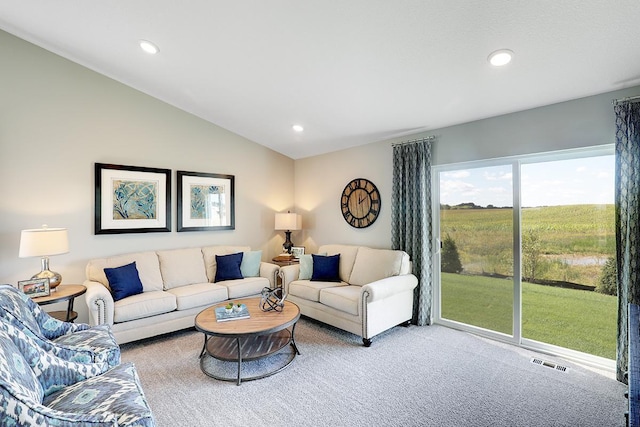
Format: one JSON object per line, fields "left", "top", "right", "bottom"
{"left": 43, "top": 362, "right": 154, "bottom": 426}
{"left": 0, "top": 325, "right": 106, "bottom": 397}
{"left": 311, "top": 254, "right": 341, "bottom": 282}
{"left": 214, "top": 252, "right": 244, "bottom": 282}
{"left": 104, "top": 262, "right": 144, "bottom": 301}
{"left": 0, "top": 332, "right": 44, "bottom": 404}
{"left": 0, "top": 285, "right": 120, "bottom": 368}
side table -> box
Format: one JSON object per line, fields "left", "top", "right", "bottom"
{"left": 32, "top": 284, "right": 87, "bottom": 322}
{"left": 271, "top": 255, "right": 300, "bottom": 267}
{"left": 272, "top": 256, "right": 299, "bottom": 297}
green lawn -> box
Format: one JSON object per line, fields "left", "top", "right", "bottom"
{"left": 441, "top": 272, "right": 617, "bottom": 359}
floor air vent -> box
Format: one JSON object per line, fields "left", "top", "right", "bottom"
{"left": 531, "top": 358, "right": 568, "bottom": 372}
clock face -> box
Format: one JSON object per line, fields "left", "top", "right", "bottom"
{"left": 341, "top": 178, "right": 381, "bottom": 228}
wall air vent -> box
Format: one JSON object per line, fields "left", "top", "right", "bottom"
{"left": 531, "top": 358, "right": 568, "bottom": 372}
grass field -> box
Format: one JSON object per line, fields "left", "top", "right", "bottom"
{"left": 440, "top": 204, "right": 615, "bottom": 286}
{"left": 441, "top": 272, "right": 617, "bottom": 359}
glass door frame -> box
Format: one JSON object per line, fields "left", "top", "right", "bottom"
{"left": 431, "top": 145, "right": 615, "bottom": 371}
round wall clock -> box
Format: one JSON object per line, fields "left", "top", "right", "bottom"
{"left": 340, "top": 178, "right": 381, "bottom": 228}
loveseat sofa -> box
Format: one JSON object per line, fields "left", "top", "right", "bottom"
{"left": 280, "top": 244, "right": 418, "bottom": 346}
{"left": 84, "top": 246, "right": 278, "bottom": 344}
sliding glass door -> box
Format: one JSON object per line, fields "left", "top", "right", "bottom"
{"left": 435, "top": 147, "right": 616, "bottom": 363}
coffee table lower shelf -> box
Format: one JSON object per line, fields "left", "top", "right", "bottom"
{"left": 199, "top": 328, "right": 299, "bottom": 385}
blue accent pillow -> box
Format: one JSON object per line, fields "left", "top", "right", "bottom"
{"left": 104, "top": 262, "right": 144, "bottom": 301}
{"left": 311, "top": 254, "right": 341, "bottom": 282}
{"left": 240, "top": 250, "right": 262, "bottom": 278}
{"left": 215, "top": 252, "right": 244, "bottom": 282}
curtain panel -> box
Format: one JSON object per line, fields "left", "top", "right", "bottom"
{"left": 615, "top": 101, "right": 640, "bottom": 383}
{"left": 391, "top": 138, "right": 433, "bottom": 326}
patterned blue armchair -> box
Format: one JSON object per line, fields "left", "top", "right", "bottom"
{"left": 0, "top": 324, "right": 155, "bottom": 426}
{"left": 0, "top": 284, "right": 120, "bottom": 368}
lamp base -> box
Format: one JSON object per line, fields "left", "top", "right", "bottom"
{"left": 33, "top": 257, "right": 62, "bottom": 289}
{"left": 283, "top": 230, "right": 293, "bottom": 254}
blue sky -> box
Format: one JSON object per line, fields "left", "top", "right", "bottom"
{"left": 439, "top": 155, "right": 614, "bottom": 208}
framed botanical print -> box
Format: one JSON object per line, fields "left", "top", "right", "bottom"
{"left": 95, "top": 163, "right": 171, "bottom": 234}
{"left": 177, "top": 170, "right": 235, "bottom": 231}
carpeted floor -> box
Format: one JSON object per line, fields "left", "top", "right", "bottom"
{"left": 120, "top": 318, "right": 627, "bottom": 427}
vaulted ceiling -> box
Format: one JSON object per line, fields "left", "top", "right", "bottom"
{"left": 2, "top": 1, "right": 639, "bottom": 159}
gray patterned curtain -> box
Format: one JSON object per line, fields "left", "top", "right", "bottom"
{"left": 391, "top": 138, "right": 433, "bottom": 326}
{"left": 615, "top": 100, "right": 640, "bottom": 383}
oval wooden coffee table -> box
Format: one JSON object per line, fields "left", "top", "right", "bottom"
{"left": 194, "top": 297, "right": 301, "bottom": 385}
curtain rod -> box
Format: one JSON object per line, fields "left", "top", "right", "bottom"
{"left": 612, "top": 95, "right": 640, "bottom": 105}
{"left": 392, "top": 135, "right": 436, "bottom": 147}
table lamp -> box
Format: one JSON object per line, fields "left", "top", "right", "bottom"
{"left": 19, "top": 225, "right": 69, "bottom": 290}
{"left": 275, "top": 212, "right": 302, "bottom": 254}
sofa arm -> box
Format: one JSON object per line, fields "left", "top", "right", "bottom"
{"left": 259, "top": 262, "right": 280, "bottom": 289}
{"left": 280, "top": 264, "right": 301, "bottom": 291}
{"left": 361, "top": 274, "right": 418, "bottom": 302}
{"left": 83, "top": 280, "right": 114, "bottom": 327}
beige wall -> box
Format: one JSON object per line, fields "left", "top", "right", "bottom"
{"left": 0, "top": 31, "right": 294, "bottom": 322}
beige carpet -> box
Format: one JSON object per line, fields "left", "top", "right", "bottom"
{"left": 120, "top": 318, "right": 627, "bottom": 427}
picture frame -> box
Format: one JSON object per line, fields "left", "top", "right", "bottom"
{"left": 291, "top": 246, "right": 305, "bottom": 258}
{"left": 18, "top": 278, "right": 50, "bottom": 298}
{"left": 177, "top": 170, "right": 235, "bottom": 231}
{"left": 95, "top": 163, "right": 171, "bottom": 234}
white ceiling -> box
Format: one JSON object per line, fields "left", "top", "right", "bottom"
{"left": 2, "top": 1, "right": 640, "bottom": 159}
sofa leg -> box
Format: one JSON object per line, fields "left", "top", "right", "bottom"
{"left": 401, "top": 320, "right": 411, "bottom": 327}
{"left": 363, "top": 338, "right": 372, "bottom": 347}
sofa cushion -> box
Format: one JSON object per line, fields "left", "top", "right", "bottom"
{"left": 349, "top": 247, "right": 406, "bottom": 286}
{"left": 221, "top": 277, "right": 270, "bottom": 299}
{"left": 104, "top": 262, "right": 144, "bottom": 301}
{"left": 240, "top": 250, "right": 262, "bottom": 278}
{"left": 113, "top": 291, "right": 176, "bottom": 323}
{"left": 86, "top": 251, "right": 164, "bottom": 292}
{"left": 320, "top": 285, "right": 361, "bottom": 316}
{"left": 289, "top": 280, "right": 347, "bottom": 302}
{"left": 202, "top": 245, "right": 251, "bottom": 282}
{"left": 318, "top": 244, "right": 360, "bottom": 282}
{"left": 214, "top": 252, "right": 244, "bottom": 282}
{"left": 158, "top": 247, "right": 208, "bottom": 290}
{"left": 311, "top": 254, "right": 341, "bottom": 282}
{"left": 167, "top": 283, "right": 228, "bottom": 310}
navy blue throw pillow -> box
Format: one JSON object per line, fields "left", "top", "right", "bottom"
{"left": 311, "top": 254, "right": 341, "bottom": 282}
{"left": 104, "top": 261, "right": 144, "bottom": 301}
{"left": 214, "top": 252, "right": 244, "bottom": 282}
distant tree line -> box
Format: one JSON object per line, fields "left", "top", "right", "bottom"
{"left": 441, "top": 202, "right": 512, "bottom": 210}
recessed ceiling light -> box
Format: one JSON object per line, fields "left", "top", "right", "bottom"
{"left": 139, "top": 40, "right": 159, "bottom": 55}
{"left": 488, "top": 49, "right": 513, "bottom": 67}
{"left": 292, "top": 125, "right": 304, "bottom": 132}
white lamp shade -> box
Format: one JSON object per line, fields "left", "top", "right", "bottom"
{"left": 19, "top": 227, "right": 69, "bottom": 258}
{"left": 275, "top": 213, "right": 302, "bottom": 231}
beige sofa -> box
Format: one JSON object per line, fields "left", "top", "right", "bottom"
{"left": 280, "top": 244, "right": 418, "bottom": 346}
{"left": 84, "top": 245, "right": 278, "bottom": 344}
